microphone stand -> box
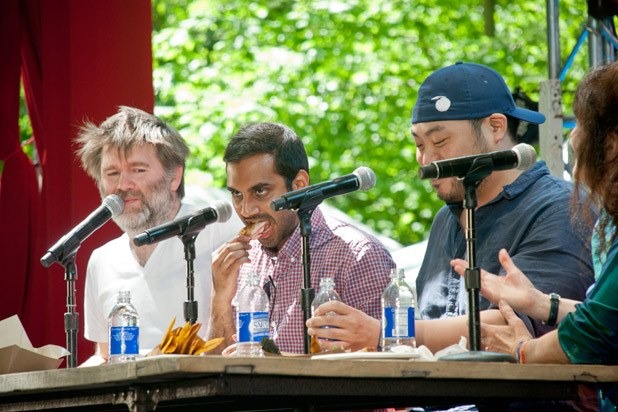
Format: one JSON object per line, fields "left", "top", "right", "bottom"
{"left": 179, "top": 214, "right": 207, "bottom": 325}
{"left": 180, "top": 234, "right": 198, "bottom": 325}
{"left": 60, "top": 252, "right": 79, "bottom": 368}
{"left": 441, "top": 158, "right": 515, "bottom": 363}
{"left": 297, "top": 207, "right": 316, "bottom": 355}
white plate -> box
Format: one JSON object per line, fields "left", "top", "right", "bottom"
{"left": 311, "top": 351, "right": 420, "bottom": 360}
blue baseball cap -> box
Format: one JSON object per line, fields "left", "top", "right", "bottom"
{"left": 412, "top": 62, "right": 545, "bottom": 125}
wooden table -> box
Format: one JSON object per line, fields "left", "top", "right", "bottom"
{"left": 1, "top": 355, "right": 617, "bottom": 411}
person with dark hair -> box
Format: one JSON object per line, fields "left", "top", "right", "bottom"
{"left": 409, "top": 62, "right": 596, "bottom": 351}
{"left": 452, "top": 61, "right": 618, "bottom": 408}
{"left": 307, "top": 63, "right": 596, "bottom": 358}
{"left": 76, "top": 106, "right": 242, "bottom": 365}
{"left": 206, "top": 122, "right": 395, "bottom": 354}
{"left": 451, "top": 62, "right": 618, "bottom": 411}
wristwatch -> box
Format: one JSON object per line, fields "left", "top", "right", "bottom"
{"left": 544, "top": 293, "right": 560, "bottom": 327}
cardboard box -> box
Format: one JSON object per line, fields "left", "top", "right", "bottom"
{"left": 0, "top": 315, "right": 70, "bottom": 374}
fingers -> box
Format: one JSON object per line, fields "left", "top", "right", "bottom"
{"left": 497, "top": 300, "right": 533, "bottom": 340}
{"left": 307, "top": 307, "right": 381, "bottom": 351}
{"left": 212, "top": 239, "right": 251, "bottom": 279}
{"left": 498, "top": 249, "right": 517, "bottom": 273}
{"left": 497, "top": 300, "right": 519, "bottom": 324}
{"left": 479, "top": 322, "right": 505, "bottom": 352}
{"left": 311, "top": 300, "right": 349, "bottom": 317}
{"left": 450, "top": 259, "right": 468, "bottom": 276}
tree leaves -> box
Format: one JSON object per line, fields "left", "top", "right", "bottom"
{"left": 152, "top": 0, "right": 589, "bottom": 245}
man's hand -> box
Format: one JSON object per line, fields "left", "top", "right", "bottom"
{"left": 207, "top": 234, "right": 252, "bottom": 351}
{"left": 451, "top": 248, "right": 544, "bottom": 314}
{"left": 211, "top": 234, "right": 252, "bottom": 302}
{"left": 306, "top": 301, "right": 380, "bottom": 352}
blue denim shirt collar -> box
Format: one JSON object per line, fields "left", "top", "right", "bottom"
{"left": 447, "top": 160, "right": 547, "bottom": 215}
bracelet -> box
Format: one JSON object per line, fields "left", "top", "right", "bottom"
{"left": 543, "top": 293, "right": 561, "bottom": 327}
{"left": 515, "top": 339, "right": 529, "bottom": 364}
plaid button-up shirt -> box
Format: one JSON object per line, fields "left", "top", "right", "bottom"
{"left": 236, "top": 207, "right": 395, "bottom": 354}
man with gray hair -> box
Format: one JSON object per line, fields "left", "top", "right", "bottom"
{"left": 76, "top": 106, "right": 241, "bottom": 365}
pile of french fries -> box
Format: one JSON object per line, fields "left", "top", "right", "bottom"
{"left": 152, "top": 317, "right": 223, "bottom": 356}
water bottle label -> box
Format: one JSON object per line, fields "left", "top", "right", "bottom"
{"left": 109, "top": 326, "right": 139, "bottom": 355}
{"left": 237, "top": 311, "right": 269, "bottom": 343}
{"left": 383, "top": 307, "right": 415, "bottom": 338}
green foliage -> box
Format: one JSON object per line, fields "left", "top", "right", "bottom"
{"left": 151, "top": 0, "right": 589, "bottom": 245}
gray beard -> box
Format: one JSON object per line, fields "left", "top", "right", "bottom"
{"left": 110, "top": 178, "right": 179, "bottom": 239}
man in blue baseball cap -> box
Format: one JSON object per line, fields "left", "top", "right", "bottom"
{"left": 307, "top": 62, "right": 595, "bottom": 359}
{"left": 410, "top": 62, "right": 595, "bottom": 353}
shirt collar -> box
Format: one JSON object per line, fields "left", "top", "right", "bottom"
{"left": 447, "top": 160, "right": 547, "bottom": 214}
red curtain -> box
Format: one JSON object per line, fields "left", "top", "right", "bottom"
{"left": 0, "top": 0, "right": 39, "bottom": 323}
{"left": 0, "top": 0, "right": 153, "bottom": 365}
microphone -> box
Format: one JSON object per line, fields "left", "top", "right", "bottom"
{"left": 271, "top": 166, "right": 376, "bottom": 211}
{"left": 41, "top": 194, "right": 124, "bottom": 267}
{"left": 133, "top": 200, "right": 233, "bottom": 246}
{"left": 417, "top": 143, "right": 537, "bottom": 179}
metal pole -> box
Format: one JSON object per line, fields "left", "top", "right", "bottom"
{"left": 540, "top": 0, "right": 564, "bottom": 177}
{"left": 546, "top": 0, "right": 561, "bottom": 79}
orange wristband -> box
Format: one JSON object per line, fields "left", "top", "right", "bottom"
{"left": 516, "top": 339, "right": 529, "bottom": 364}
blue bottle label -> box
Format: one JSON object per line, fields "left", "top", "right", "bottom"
{"left": 383, "top": 307, "right": 415, "bottom": 338}
{"left": 110, "top": 326, "right": 139, "bottom": 355}
{"left": 237, "top": 311, "right": 269, "bottom": 343}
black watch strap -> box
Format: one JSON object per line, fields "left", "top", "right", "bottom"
{"left": 544, "top": 293, "right": 560, "bottom": 327}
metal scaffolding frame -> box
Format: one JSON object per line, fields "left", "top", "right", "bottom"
{"left": 540, "top": 0, "right": 617, "bottom": 177}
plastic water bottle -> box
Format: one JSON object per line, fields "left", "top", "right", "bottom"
{"left": 108, "top": 290, "right": 140, "bottom": 364}
{"left": 311, "top": 277, "right": 342, "bottom": 319}
{"left": 311, "top": 277, "right": 342, "bottom": 347}
{"left": 236, "top": 272, "right": 270, "bottom": 357}
{"left": 381, "top": 268, "right": 416, "bottom": 351}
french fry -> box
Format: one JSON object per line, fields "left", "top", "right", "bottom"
{"left": 153, "top": 318, "right": 224, "bottom": 356}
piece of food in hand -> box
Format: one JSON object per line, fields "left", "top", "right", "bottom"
{"left": 239, "top": 221, "right": 267, "bottom": 239}
{"left": 150, "top": 317, "right": 224, "bottom": 356}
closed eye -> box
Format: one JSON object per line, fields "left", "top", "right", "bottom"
{"left": 433, "top": 138, "right": 447, "bottom": 147}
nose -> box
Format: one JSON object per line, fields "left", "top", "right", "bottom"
{"left": 417, "top": 149, "right": 437, "bottom": 167}
{"left": 238, "top": 196, "right": 259, "bottom": 218}
{"left": 116, "top": 171, "right": 136, "bottom": 192}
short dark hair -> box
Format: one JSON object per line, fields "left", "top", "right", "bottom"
{"left": 224, "top": 122, "right": 309, "bottom": 188}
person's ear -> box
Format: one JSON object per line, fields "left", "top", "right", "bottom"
{"left": 170, "top": 166, "right": 183, "bottom": 192}
{"left": 291, "top": 169, "right": 310, "bottom": 190}
{"left": 487, "top": 114, "right": 508, "bottom": 144}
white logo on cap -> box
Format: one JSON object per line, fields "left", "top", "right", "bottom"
{"left": 432, "top": 96, "right": 451, "bottom": 112}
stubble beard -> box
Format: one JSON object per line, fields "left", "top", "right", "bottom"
{"left": 438, "top": 178, "right": 490, "bottom": 205}
{"left": 258, "top": 210, "right": 298, "bottom": 251}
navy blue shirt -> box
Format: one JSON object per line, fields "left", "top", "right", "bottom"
{"left": 417, "top": 161, "right": 595, "bottom": 337}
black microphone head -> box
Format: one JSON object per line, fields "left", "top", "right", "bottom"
{"left": 513, "top": 143, "right": 537, "bottom": 171}
{"left": 103, "top": 194, "right": 124, "bottom": 216}
{"left": 213, "top": 200, "right": 233, "bottom": 222}
{"left": 353, "top": 167, "right": 376, "bottom": 191}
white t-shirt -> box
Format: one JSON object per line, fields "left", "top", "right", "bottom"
{"left": 84, "top": 201, "right": 243, "bottom": 353}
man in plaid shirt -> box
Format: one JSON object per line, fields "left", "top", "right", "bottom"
{"left": 206, "top": 122, "right": 395, "bottom": 354}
